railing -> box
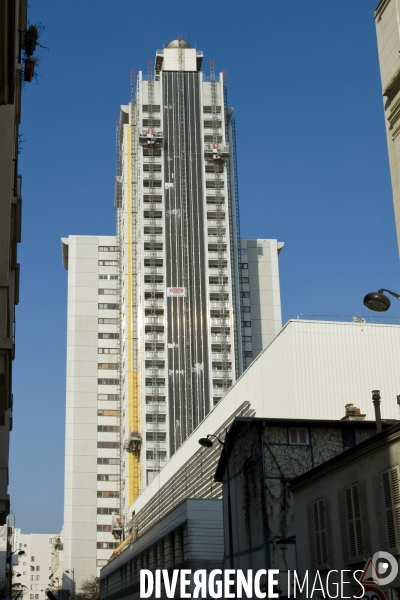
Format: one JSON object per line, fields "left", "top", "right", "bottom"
{"left": 145, "top": 334, "right": 165, "bottom": 342}
{"left": 209, "top": 268, "right": 228, "bottom": 277}
{"left": 143, "top": 219, "right": 163, "bottom": 226}
{"left": 145, "top": 316, "right": 164, "bottom": 324}
{"left": 210, "top": 318, "right": 230, "bottom": 326}
{"left": 146, "top": 422, "right": 166, "bottom": 430}
{"left": 145, "top": 403, "right": 166, "bottom": 412}
{"left": 208, "top": 234, "right": 227, "bottom": 242}
{"left": 145, "top": 386, "right": 166, "bottom": 394}
{"left": 209, "top": 285, "right": 229, "bottom": 293}
{"left": 144, "top": 283, "right": 165, "bottom": 291}
{"left": 144, "top": 267, "right": 164, "bottom": 274}
{"left": 210, "top": 301, "right": 230, "bottom": 310}
{"left": 211, "top": 353, "right": 232, "bottom": 360}
{"left": 144, "top": 300, "right": 164, "bottom": 308}
{"left": 144, "top": 251, "right": 164, "bottom": 259}
{"left": 145, "top": 369, "right": 165, "bottom": 377}
{"left": 212, "top": 371, "right": 233, "bottom": 379}
{"left": 143, "top": 235, "right": 163, "bottom": 242}
{"left": 145, "top": 351, "right": 165, "bottom": 359}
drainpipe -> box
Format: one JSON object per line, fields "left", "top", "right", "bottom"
{"left": 372, "top": 390, "right": 383, "bottom": 433}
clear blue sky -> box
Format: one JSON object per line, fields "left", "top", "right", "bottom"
{"left": 10, "top": 0, "right": 400, "bottom": 533}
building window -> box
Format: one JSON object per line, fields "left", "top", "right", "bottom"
{"left": 98, "top": 289, "right": 118, "bottom": 295}
{"left": 146, "top": 452, "right": 166, "bottom": 461}
{"left": 98, "top": 348, "right": 119, "bottom": 355}
{"left": 97, "top": 508, "right": 118, "bottom": 515}
{"left": 244, "top": 351, "right": 253, "bottom": 357}
{"left": 98, "top": 318, "right": 118, "bottom": 324}
{"left": 244, "top": 336, "right": 252, "bottom": 342}
{"left": 342, "top": 429, "right": 355, "bottom": 449}
{"left": 31, "top": 557, "right": 34, "bottom": 562}
{"left": 240, "top": 277, "right": 249, "bottom": 283}
{"left": 97, "top": 491, "right": 119, "bottom": 498}
{"left": 97, "top": 524, "right": 112, "bottom": 531}
{"left": 98, "top": 363, "right": 119, "bottom": 370}
{"left": 98, "top": 394, "right": 119, "bottom": 400}
{"left": 98, "top": 409, "right": 119, "bottom": 417}
{"left": 241, "top": 306, "right": 250, "bottom": 312}
{"left": 97, "top": 559, "right": 108, "bottom": 567}
{"left": 99, "top": 260, "right": 118, "bottom": 266}
{"left": 382, "top": 466, "right": 400, "bottom": 551}
{"left": 98, "top": 474, "right": 119, "bottom": 481}
{"left": 96, "top": 542, "right": 119, "bottom": 549}
{"left": 146, "top": 433, "right": 166, "bottom": 442}
{"left": 289, "top": 428, "right": 309, "bottom": 445}
{"left": 23, "top": 571, "right": 26, "bottom": 575}
{"left": 99, "top": 275, "right": 118, "bottom": 280}
{"left": 312, "top": 499, "right": 329, "bottom": 568}
{"left": 36, "top": 566, "right": 39, "bottom": 571}
{"left": 242, "top": 321, "right": 251, "bottom": 328}
{"left": 98, "top": 246, "right": 119, "bottom": 252}
{"left": 97, "top": 379, "right": 119, "bottom": 385}
{"left": 98, "top": 457, "right": 119, "bottom": 465}
{"left": 240, "top": 292, "right": 250, "bottom": 298}
{"left": 98, "top": 303, "right": 119, "bottom": 310}
{"left": 35, "top": 576, "right": 39, "bottom": 581}
{"left": 97, "top": 442, "right": 119, "bottom": 449}
{"left": 241, "top": 263, "right": 248, "bottom": 269}
{"left": 146, "top": 414, "right": 166, "bottom": 423}
{"left": 35, "top": 596, "right": 39, "bottom": 599}
{"left": 30, "top": 595, "right": 34, "bottom": 599}
{"left": 98, "top": 333, "right": 119, "bottom": 339}
{"left": 97, "top": 425, "right": 119, "bottom": 432}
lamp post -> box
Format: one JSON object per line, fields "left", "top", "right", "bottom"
{"left": 198, "top": 432, "right": 234, "bottom": 570}
{"left": 65, "top": 569, "right": 75, "bottom": 600}
{"left": 363, "top": 288, "right": 400, "bottom": 312}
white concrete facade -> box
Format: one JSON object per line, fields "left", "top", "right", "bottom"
{"left": 375, "top": 0, "right": 400, "bottom": 254}
{"left": 62, "top": 236, "right": 121, "bottom": 585}
{"left": 15, "top": 534, "right": 56, "bottom": 600}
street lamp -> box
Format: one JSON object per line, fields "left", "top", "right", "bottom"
{"left": 65, "top": 569, "right": 75, "bottom": 600}
{"left": 364, "top": 288, "right": 400, "bottom": 312}
{"left": 198, "top": 433, "right": 234, "bottom": 570}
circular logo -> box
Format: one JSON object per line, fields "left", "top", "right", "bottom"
{"left": 372, "top": 551, "right": 398, "bottom": 585}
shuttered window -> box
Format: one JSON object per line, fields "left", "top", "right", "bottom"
{"left": 313, "top": 499, "right": 329, "bottom": 567}
{"left": 345, "top": 484, "right": 364, "bottom": 559}
{"left": 382, "top": 466, "right": 400, "bottom": 551}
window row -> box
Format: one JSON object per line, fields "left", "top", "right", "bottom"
{"left": 98, "top": 458, "right": 119, "bottom": 464}
{"left": 98, "top": 363, "right": 119, "bottom": 370}
{"left": 97, "top": 508, "right": 118, "bottom": 515}
{"left": 99, "top": 289, "right": 118, "bottom": 295}
{"left": 98, "top": 379, "right": 119, "bottom": 385}
{"left": 98, "top": 425, "right": 119, "bottom": 432}
{"left": 98, "top": 304, "right": 119, "bottom": 310}
{"left": 99, "top": 348, "right": 119, "bottom": 354}
{"left": 98, "top": 474, "right": 119, "bottom": 481}
{"left": 97, "top": 491, "right": 119, "bottom": 498}
{"left": 97, "top": 542, "right": 119, "bottom": 549}
{"left": 98, "top": 394, "right": 119, "bottom": 400}
{"left": 99, "top": 246, "right": 118, "bottom": 252}
{"left": 97, "top": 442, "right": 119, "bottom": 448}
{"left": 98, "top": 333, "right": 119, "bottom": 339}
{"left": 99, "top": 260, "right": 118, "bottom": 266}
{"left": 98, "top": 410, "right": 119, "bottom": 417}
{"left": 98, "top": 318, "right": 118, "bottom": 325}
{"left": 99, "top": 275, "right": 118, "bottom": 280}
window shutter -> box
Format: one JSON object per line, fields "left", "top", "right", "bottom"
{"left": 382, "top": 466, "right": 400, "bottom": 551}
{"left": 345, "top": 484, "right": 363, "bottom": 559}
{"left": 313, "top": 499, "right": 329, "bottom": 567}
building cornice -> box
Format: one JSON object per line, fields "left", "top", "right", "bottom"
{"left": 375, "top": 0, "right": 392, "bottom": 20}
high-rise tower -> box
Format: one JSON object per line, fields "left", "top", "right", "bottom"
{"left": 61, "top": 39, "right": 283, "bottom": 585}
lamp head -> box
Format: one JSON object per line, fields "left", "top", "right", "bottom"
{"left": 198, "top": 437, "right": 213, "bottom": 448}
{"left": 363, "top": 291, "right": 391, "bottom": 312}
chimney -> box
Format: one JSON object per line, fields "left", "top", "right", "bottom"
{"left": 372, "top": 390, "right": 383, "bottom": 433}
{"left": 341, "top": 403, "right": 366, "bottom": 421}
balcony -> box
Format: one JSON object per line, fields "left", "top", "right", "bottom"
{"left": 210, "top": 301, "right": 230, "bottom": 310}
{"left": 143, "top": 218, "right": 163, "bottom": 227}
{"left": 145, "top": 386, "right": 166, "bottom": 395}
{"left": 144, "top": 283, "right": 165, "bottom": 291}
{"left": 209, "top": 285, "right": 229, "bottom": 293}
{"left": 143, "top": 234, "right": 163, "bottom": 242}
{"left": 208, "top": 268, "right": 228, "bottom": 277}
{"left": 144, "top": 299, "right": 164, "bottom": 309}
{"left": 208, "top": 252, "right": 227, "bottom": 260}
{"left": 212, "top": 371, "right": 233, "bottom": 379}
{"left": 145, "top": 334, "right": 165, "bottom": 342}
{"left": 145, "top": 368, "right": 165, "bottom": 377}
{"left": 146, "top": 422, "right": 166, "bottom": 430}
{"left": 144, "top": 250, "right": 164, "bottom": 259}
{"left": 145, "top": 316, "right": 164, "bottom": 325}
{"left": 211, "top": 352, "right": 232, "bottom": 360}
{"left": 145, "top": 351, "right": 165, "bottom": 359}
{"left": 144, "top": 267, "right": 164, "bottom": 275}
{"left": 210, "top": 318, "right": 230, "bottom": 327}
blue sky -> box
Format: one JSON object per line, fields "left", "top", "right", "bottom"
{"left": 10, "top": 0, "right": 400, "bottom": 533}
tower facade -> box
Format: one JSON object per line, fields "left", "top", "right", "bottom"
{"left": 116, "top": 39, "right": 254, "bottom": 514}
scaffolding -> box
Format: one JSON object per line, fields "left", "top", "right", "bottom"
{"left": 209, "top": 60, "right": 231, "bottom": 397}
{"left": 140, "top": 60, "right": 164, "bottom": 478}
